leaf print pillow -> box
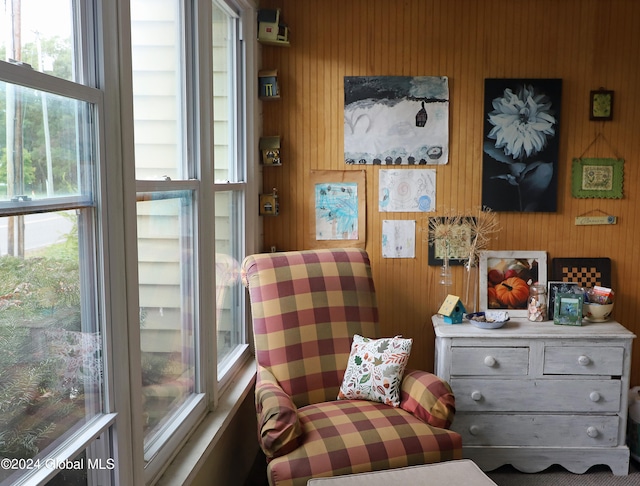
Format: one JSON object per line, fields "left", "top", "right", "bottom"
{"left": 337, "top": 334, "right": 412, "bottom": 407}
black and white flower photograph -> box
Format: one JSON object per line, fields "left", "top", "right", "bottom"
{"left": 481, "top": 79, "right": 562, "bottom": 212}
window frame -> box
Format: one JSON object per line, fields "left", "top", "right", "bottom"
{"left": 0, "top": 0, "right": 120, "bottom": 482}
{"left": 124, "top": 0, "right": 258, "bottom": 482}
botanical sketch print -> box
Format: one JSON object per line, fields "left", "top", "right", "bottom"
{"left": 379, "top": 169, "right": 436, "bottom": 212}
{"left": 581, "top": 165, "right": 613, "bottom": 191}
{"left": 382, "top": 220, "right": 416, "bottom": 258}
{"left": 482, "top": 79, "right": 562, "bottom": 212}
{"left": 315, "top": 182, "right": 359, "bottom": 240}
{"left": 344, "top": 76, "right": 449, "bottom": 165}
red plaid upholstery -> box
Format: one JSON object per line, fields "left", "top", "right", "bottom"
{"left": 242, "top": 249, "right": 462, "bottom": 486}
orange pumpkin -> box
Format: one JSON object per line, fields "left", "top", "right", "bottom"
{"left": 487, "top": 287, "right": 501, "bottom": 308}
{"left": 495, "top": 277, "right": 529, "bottom": 308}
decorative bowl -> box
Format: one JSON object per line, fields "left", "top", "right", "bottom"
{"left": 582, "top": 303, "right": 614, "bottom": 322}
{"left": 466, "top": 311, "right": 510, "bottom": 329}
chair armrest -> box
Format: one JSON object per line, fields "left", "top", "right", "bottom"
{"left": 255, "top": 366, "right": 303, "bottom": 459}
{"left": 399, "top": 369, "right": 456, "bottom": 429}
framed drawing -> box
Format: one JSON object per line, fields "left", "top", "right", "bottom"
{"left": 590, "top": 89, "right": 613, "bottom": 121}
{"left": 308, "top": 170, "right": 366, "bottom": 249}
{"left": 547, "top": 281, "right": 580, "bottom": 321}
{"left": 428, "top": 217, "right": 476, "bottom": 266}
{"left": 479, "top": 250, "right": 548, "bottom": 318}
{"left": 571, "top": 158, "right": 624, "bottom": 199}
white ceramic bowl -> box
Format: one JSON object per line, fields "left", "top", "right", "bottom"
{"left": 582, "top": 303, "right": 614, "bottom": 322}
{"left": 466, "top": 311, "right": 510, "bottom": 329}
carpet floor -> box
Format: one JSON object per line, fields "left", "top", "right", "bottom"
{"left": 246, "top": 454, "right": 640, "bottom": 486}
{"left": 486, "top": 459, "right": 640, "bottom": 486}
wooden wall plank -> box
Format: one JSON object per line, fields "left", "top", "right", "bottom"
{"left": 259, "top": 0, "right": 640, "bottom": 383}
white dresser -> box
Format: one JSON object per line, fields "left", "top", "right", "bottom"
{"left": 432, "top": 315, "right": 635, "bottom": 475}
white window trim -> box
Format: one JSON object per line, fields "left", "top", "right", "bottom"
{"left": 110, "top": 0, "right": 260, "bottom": 483}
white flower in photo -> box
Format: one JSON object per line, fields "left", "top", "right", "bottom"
{"left": 487, "top": 85, "right": 556, "bottom": 160}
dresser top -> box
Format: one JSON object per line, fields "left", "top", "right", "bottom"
{"left": 432, "top": 314, "right": 636, "bottom": 339}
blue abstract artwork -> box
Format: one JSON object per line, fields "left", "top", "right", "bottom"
{"left": 315, "top": 182, "right": 359, "bottom": 240}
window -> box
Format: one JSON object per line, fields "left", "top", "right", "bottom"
{"left": 0, "top": 2, "right": 116, "bottom": 485}
{"left": 211, "top": 1, "right": 247, "bottom": 377}
{"left": 130, "top": 0, "right": 253, "bottom": 480}
{"left": 1, "top": 0, "right": 256, "bottom": 483}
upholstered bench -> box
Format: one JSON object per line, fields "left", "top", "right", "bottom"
{"left": 306, "top": 460, "right": 497, "bottom": 486}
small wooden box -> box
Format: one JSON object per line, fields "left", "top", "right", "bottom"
{"left": 258, "top": 70, "right": 279, "bottom": 99}
{"left": 259, "top": 193, "right": 279, "bottom": 216}
{"left": 259, "top": 136, "right": 281, "bottom": 165}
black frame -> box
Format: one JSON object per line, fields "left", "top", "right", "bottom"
{"left": 590, "top": 89, "right": 614, "bottom": 121}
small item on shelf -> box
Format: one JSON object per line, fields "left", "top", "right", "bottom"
{"left": 527, "top": 282, "right": 547, "bottom": 322}
{"left": 259, "top": 136, "right": 281, "bottom": 165}
{"left": 583, "top": 285, "right": 615, "bottom": 322}
{"left": 257, "top": 8, "right": 290, "bottom": 45}
{"left": 258, "top": 70, "right": 279, "bottom": 99}
{"left": 259, "top": 188, "right": 279, "bottom": 216}
{"left": 585, "top": 285, "right": 614, "bottom": 304}
{"left": 437, "top": 294, "right": 465, "bottom": 324}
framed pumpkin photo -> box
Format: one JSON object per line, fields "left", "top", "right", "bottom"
{"left": 479, "top": 250, "right": 548, "bottom": 318}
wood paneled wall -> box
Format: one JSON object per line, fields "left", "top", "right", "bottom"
{"left": 258, "top": 0, "right": 640, "bottom": 383}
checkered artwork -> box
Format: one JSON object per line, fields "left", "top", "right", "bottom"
{"left": 551, "top": 257, "right": 611, "bottom": 288}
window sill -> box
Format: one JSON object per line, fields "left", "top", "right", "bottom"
{"left": 155, "top": 358, "right": 256, "bottom": 485}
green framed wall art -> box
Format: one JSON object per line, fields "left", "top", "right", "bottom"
{"left": 571, "top": 158, "right": 624, "bottom": 199}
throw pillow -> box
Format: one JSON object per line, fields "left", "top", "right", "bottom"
{"left": 337, "top": 334, "right": 412, "bottom": 407}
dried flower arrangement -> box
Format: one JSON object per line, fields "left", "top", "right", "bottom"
{"left": 424, "top": 207, "right": 501, "bottom": 312}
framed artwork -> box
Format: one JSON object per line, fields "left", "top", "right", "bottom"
{"left": 571, "top": 158, "right": 624, "bottom": 199}
{"left": 479, "top": 250, "right": 547, "bottom": 318}
{"left": 551, "top": 257, "right": 611, "bottom": 288}
{"left": 308, "top": 170, "right": 366, "bottom": 249}
{"left": 547, "top": 281, "right": 580, "bottom": 321}
{"left": 344, "top": 76, "right": 449, "bottom": 165}
{"left": 482, "top": 78, "right": 562, "bottom": 213}
{"left": 590, "top": 89, "right": 614, "bottom": 121}
{"left": 428, "top": 217, "right": 476, "bottom": 266}
{"left": 554, "top": 291, "right": 584, "bottom": 326}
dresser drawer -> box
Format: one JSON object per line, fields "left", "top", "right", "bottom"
{"left": 450, "top": 347, "right": 529, "bottom": 376}
{"left": 451, "top": 378, "right": 621, "bottom": 412}
{"left": 544, "top": 346, "right": 624, "bottom": 376}
{"left": 454, "top": 414, "right": 619, "bottom": 447}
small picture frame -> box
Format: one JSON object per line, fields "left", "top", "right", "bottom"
{"left": 428, "top": 217, "right": 476, "bottom": 266}
{"left": 590, "top": 89, "right": 614, "bottom": 121}
{"left": 554, "top": 291, "right": 584, "bottom": 326}
{"left": 547, "top": 281, "right": 580, "bottom": 320}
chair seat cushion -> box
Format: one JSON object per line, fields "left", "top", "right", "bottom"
{"left": 267, "top": 399, "right": 462, "bottom": 486}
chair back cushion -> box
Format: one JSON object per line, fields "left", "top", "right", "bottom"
{"left": 242, "top": 248, "right": 379, "bottom": 407}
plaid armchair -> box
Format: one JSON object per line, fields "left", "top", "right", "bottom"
{"left": 242, "top": 248, "right": 462, "bottom": 486}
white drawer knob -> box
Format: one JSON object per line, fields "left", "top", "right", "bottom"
{"left": 587, "top": 426, "right": 599, "bottom": 438}
{"left": 471, "top": 390, "right": 483, "bottom": 401}
{"left": 589, "top": 391, "right": 601, "bottom": 402}
{"left": 484, "top": 356, "right": 497, "bottom": 367}
{"left": 469, "top": 425, "right": 481, "bottom": 436}
{"left": 578, "top": 355, "right": 591, "bottom": 366}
